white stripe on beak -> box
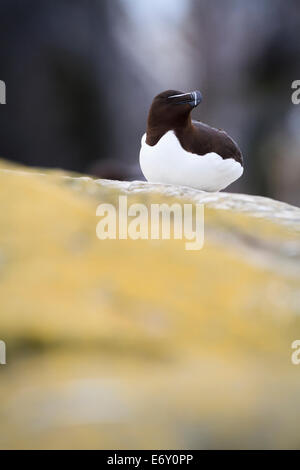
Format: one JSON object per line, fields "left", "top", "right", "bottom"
{"left": 193, "top": 91, "right": 197, "bottom": 107}
{"left": 168, "top": 93, "right": 190, "bottom": 99}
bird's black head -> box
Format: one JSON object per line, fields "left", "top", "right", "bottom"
{"left": 147, "top": 89, "right": 202, "bottom": 130}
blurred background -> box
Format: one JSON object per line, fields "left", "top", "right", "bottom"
{"left": 0, "top": 0, "right": 300, "bottom": 205}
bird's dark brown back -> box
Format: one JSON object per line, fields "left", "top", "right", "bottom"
{"left": 175, "top": 120, "right": 243, "bottom": 165}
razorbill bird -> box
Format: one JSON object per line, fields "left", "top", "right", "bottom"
{"left": 139, "top": 90, "right": 244, "bottom": 191}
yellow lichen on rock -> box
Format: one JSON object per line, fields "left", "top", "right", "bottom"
{"left": 0, "top": 162, "right": 300, "bottom": 449}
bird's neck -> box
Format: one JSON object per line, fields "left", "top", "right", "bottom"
{"left": 146, "top": 114, "right": 192, "bottom": 146}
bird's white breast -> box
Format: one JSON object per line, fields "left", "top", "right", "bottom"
{"left": 139, "top": 131, "right": 243, "bottom": 192}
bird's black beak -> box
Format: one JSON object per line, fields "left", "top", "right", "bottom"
{"left": 168, "top": 90, "right": 202, "bottom": 108}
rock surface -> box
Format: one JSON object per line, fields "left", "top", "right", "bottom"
{"left": 0, "top": 161, "right": 300, "bottom": 449}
